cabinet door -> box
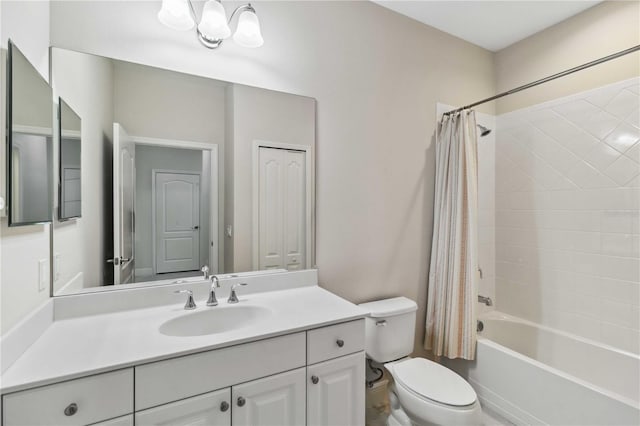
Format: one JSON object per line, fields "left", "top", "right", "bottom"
{"left": 135, "top": 388, "right": 231, "bottom": 426}
{"left": 232, "top": 368, "right": 306, "bottom": 426}
{"left": 307, "top": 352, "right": 365, "bottom": 426}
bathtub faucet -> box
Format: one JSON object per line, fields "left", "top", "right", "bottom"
{"left": 478, "top": 295, "right": 493, "bottom": 306}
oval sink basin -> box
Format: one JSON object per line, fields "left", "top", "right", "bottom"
{"left": 160, "top": 305, "right": 272, "bottom": 337}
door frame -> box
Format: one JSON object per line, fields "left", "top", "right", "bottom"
{"left": 151, "top": 169, "right": 202, "bottom": 275}
{"left": 251, "top": 140, "right": 314, "bottom": 270}
{"left": 131, "top": 135, "right": 219, "bottom": 275}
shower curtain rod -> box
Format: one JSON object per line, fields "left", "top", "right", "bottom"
{"left": 443, "top": 44, "right": 640, "bottom": 116}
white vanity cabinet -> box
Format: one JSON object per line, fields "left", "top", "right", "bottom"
{"left": 1, "top": 319, "right": 365, "bottom": 426}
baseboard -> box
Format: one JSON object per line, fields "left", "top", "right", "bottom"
{"left": 135, "top": 268, "right": 153, "bottom": 277}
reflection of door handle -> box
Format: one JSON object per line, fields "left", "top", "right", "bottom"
{"left": 107, "top": 257, "right": 131, "bottom": 265}
{"left": 193, "top": 226, "right": 199, "bottom": 230}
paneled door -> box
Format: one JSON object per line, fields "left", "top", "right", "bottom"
{"left": 154, "top": 171, "right": 200, "bottom": 274}
{"left": 112, "top": 123, "right": 135, "bottom": 285}
{"left": 258, "top": 147, "right": 306, "bottom": 270}
{"left": 135, "top": 388, "right": 231, "bottom": 426}
{"left": 307, "top": 352, "right": 366, "bottom": 426}
{"left": 231, "top": 368, "right": 306, "bottom": 426}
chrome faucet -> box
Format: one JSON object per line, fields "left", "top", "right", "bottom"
{"left": 174, "top": 289, "right": 197, "bottom": 310}
{"left": 228, "top": 283, "right": 247, "bottom": 304}
{"left": 207, "top": 275, "right": 220, "bottom": 306}
{"left": 478, "top": 295, "right": 493, "bottom": 306}
{"left": 201, "top": 265, "right": 210, "bottom": 280}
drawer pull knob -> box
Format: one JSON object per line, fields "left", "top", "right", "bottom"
{"left": 237, "top": 396, "right": 246, "bottom": 407}
{"left": 336, "top": 339, "right": 345, "bottom": 347}
{"left": 220, "top": 401, "right": 230, "bottom": 412}
{"left": 311, "top": 375, "right": 319, "bottom": 384}
{"left": 64, "top": 403, "right": 78, "bottom": 416}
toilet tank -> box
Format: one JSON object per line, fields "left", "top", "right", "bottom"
{"left": 358, "top": 297, "right": 418, "bottom": 363}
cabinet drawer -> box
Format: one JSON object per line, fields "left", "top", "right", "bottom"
{"left": 2, "top": 369, "right": 133, "bottom": 426}
{"left": 136, "top": 388, "right": 230, "bottom": 426}
{"left": 136, "top": 332, "right": 306, "bottom": 410}
{"left": 307, "top": 319, "right": 365, "bottom": 364}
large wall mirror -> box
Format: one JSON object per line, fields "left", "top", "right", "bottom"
{"left": 50, "top": 47, "right": 316, "bottom": 296}
{"left": 7, "top": 40, "right": 54, "bottom": 226}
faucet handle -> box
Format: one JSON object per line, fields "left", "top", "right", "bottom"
{"left": 201, "top": 265, "right": 210, "bottom": 280}
{"left": 174, "top": 289, "right": 197, "bottom": 310}
{"left": 207, "top": 276, "right": 220, "bottom": 307}
{"left": 228, "top": 283, "right": 247, "bottom": 304}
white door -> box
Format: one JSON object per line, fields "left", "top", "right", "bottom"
{"left": 232, "top": 368, "right": 306, "bottom": 426}
{"left": 258, "top": 147, "right": 306, "bottom": 270}
{"left": 307, "top": 352, "right": 366, "bottom": 426}
{"left": 113, "top": 123, "right": 135, "bottom": 285}
{"left": 155, "top": 172, "right": 200, "bottom": 274}
{"left": 135, "top": 388, "right": 231, "bottom": 426}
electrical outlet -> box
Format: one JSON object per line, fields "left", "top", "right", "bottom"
{"left": 38, "top": 259, "right": 49, "bottom": 292}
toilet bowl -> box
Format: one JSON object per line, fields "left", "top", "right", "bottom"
{"left": 385, "top": 357, "right": 482, "bottom": 426}
{"left": 358, "top": 297, "right": 482, "bottom": 426}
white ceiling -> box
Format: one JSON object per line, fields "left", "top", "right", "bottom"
{"left": 372, "top": 1, "right": 603, "bottom": 51}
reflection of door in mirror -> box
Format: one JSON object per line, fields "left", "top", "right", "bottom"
{"left": 113, "top": 123, "right": 136, "bottom": 285}
{"left": 257, "top": 146, "right": 308, "bottom": 271}
{"left": 154, "top": 172, "right": 200, "bottom": 275}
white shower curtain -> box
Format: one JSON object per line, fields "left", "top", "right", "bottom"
{"left": 424, "top": 110, "right": 479, "bottom": 360}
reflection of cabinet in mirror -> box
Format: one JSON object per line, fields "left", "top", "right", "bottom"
{"left": 7, "top": 40, "right": 54, "bottom": 226}
{"left": 1, "top": 48, "right": 6, "bottom": 217}
{"left": 58, "top": 98, "right": 82, "bottom": 220}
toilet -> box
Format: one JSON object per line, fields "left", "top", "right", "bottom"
{"left": 358, "top": 297, "right": 482, "bottom": 426}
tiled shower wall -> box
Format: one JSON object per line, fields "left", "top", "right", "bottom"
{"left": 494, "top": 78, "right": 640, "bottom": 354}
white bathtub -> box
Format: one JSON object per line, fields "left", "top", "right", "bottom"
{"left": 447, "top": 312, "right": 640, "bottom": 425}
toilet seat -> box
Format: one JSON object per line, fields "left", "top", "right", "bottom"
{"left": 390, "top": 358, "right": 477, "bottom": 407}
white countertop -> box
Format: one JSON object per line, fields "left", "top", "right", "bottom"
{"left": 1, "top": 286, "right": 365, "bottom": 394}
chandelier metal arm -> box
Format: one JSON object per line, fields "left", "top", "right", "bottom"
{"left": 186, "top": 0, "right": 255, "bottom": 49}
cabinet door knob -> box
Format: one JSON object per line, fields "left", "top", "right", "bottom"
{"left": 64, "top": 403, "right": 78, "bottom": 416}
{"left": 220, "top": 401, "right": 230, "bottom": 412}
{"left": 336, "top": 339, "right": 345, "bottom": 347}
{"left": 237, "top": 396, "right": 246, "bottom": 407}
{"left": 311, "top": 375, "right": 319, "bottom": 384}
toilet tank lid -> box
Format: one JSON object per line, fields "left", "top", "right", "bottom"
{"left": 358, "top": 297, "right": 417, "bottom": 318}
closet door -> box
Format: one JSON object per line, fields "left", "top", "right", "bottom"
{"left": 257, "top": 147, "right": 306, "bottom": 271}
{"left": 231, "top": 368, "right": 306, "bottom": 426}
{"left": 282, "top": 150, "right": 306, "bottom": 270}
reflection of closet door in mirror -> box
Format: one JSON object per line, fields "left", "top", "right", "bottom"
{"left": 58, "top": 98, "right": 82, "bottom": 220}
{"left": 7, "top": 40, "right": 54, "bottom": 226}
